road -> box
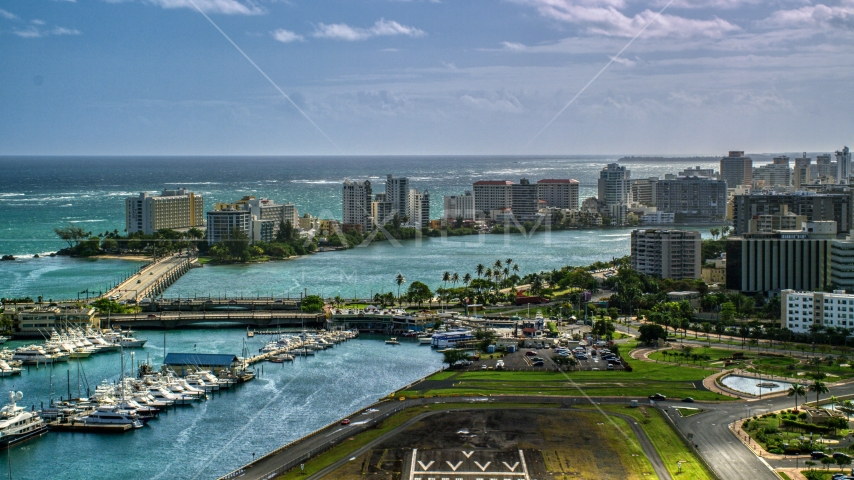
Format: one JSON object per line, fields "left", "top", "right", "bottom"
{"left": 108, "top": 254, "right": 190, "bottom": 302}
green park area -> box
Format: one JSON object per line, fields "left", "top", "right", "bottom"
{"left": 398, "top": 345, "right": 734, "bottom": 401}
{"left": 742, "top": 410, "right": 853, "bottom": 456}
{"left": 589, "top": 405, "right": 716, "bottom": 480}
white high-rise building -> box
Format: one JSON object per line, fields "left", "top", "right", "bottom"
{"left": 720, "top": 151, "right": 753, "bottom": 189}
{"left": 597, "top": 163, "right": 631, "bottom": 206}
{"left": 409, "top": 189, "right": 430, "bottom": 228}
{"left": 206, "top": 208, "right": 250, "bottom": 245}
{"left": 836, "top": 146, "right": 851, "bottom": 185}
{"left": 781, "top": 289, "right": 854, "bottom": 334}
{"left": 443, "top": 191, "right": 476, "bottom": 221}
{"left": 342, "top": 180, "right": 373, "bottom": 232}
{"left": 754, "top": 157, "right": 792, "bottom": 187}
{"left": 125, "top": 189, "right": 205, "bottom": 235}
{"left": 385, "top": 174, "right": 410, "bottom": 219}
{"left": 536, "top": 179, "right": 579, "bottom": 210}
{"left": 473, "top": 180, "right": 513, "bottom": 218}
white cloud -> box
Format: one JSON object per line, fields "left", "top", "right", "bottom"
{"left": 271, "top": 28, "right": 303, "bottom": 43}
{"left": 313, "top": 18, "right": 425, "bottom": 41}
{"left": 501, "top": 41, "right": 527, "bottom": 51}
{"left": 510, "top": 0, "right": 740, "bottom": 38}
{"left": 0, "top": 9, "right": 18, "bottom": 20}
{"left": 31, "top": 19, "right": 46, "bottom": 25}
{"left": 760, "top": 4, "right": 854, "bottom": 30}
{"left": 461, "top": 92, "right": 525, "bottom": 113}
{"left": 608, "top": 55, "right": 635, "bottom": 66}
{"left": 12, "top": 25, "right": 81, "bottom": 38}
{"left": 51, "top": 27, "right": 81, "bottom": 35}
{"left": 143, "top": 0, "right": 264, "bottom": 15}
{"left": 655, "top": 0, "right": 764, "bottom": 8}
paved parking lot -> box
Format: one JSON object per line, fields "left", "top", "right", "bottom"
{"left": 456, "top": 344, "right": 625, "bottom": 372}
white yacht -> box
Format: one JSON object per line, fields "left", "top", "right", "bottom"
{"left": 102, "top": 330, "right": 147, "bottom": 348}
{"left": 0, "top": 391, "right": 48, "bottom": 449}
{"left": 0, "top": 336, "right": 8, "bottom": 345}
{"left": 417, "top": 333, "right": 433, "bottom": 345}
{"left": 0, "top": 360, "right": 22, "bottom": 377}
{"left": 12, "top": 346, "right": 56, "bottom": 365}
{"left": 76, "top": 406, "right": 143, "bottom": 429}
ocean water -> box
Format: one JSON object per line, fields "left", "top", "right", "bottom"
{"left": 0, "top": 331, "right": 444, "bottom": 480}
{"left": 0, "top": 156, "right": 719, "bottom": 299}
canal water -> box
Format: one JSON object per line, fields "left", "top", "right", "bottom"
{"left": 1, "top": 227, "right": 713, "bottom": 301}
{"left": 0, "top": 330, "right": 443, "bottom": 479}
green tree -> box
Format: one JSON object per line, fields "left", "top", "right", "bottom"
{"left": 225, "top": 227, "right": 251, "bottom": 261}
{"left": 406, "top": 281, "right": 433, "bottom": 307}
{"left": 552, "top": 354, "right": 578, "bottom": 370}
{"left": 720, "top": 302, "right": 737, "bottom": 325}
{"left": 638, "top": 324, "right": 666, "bottom": 345}
{"left": 300, "top": 295, "right": 325, "bottom": 313}
{"left": 809, "top": 379, "right": 829, "bottom": 403}
{"left": 788, "top": 384, "right": 806, "bottom": 410}
{"left": 442, "top": 349, "right": 470, "bottom": 369}
{"left": 701, "top": 322, "right": 712, "bottom": 346}
{"left": 101, "top": 238, "right": 119, "bottom": 251}
{"left": 473, "top": 328, "right": 497, "bottom": 352}
{"left": 54, "top": 224, "right": 90, "bottom": 248}
{"left": 709, "top": 227, "right": 720, "bottom": 240}
{"left": 395, "top": 273, "right": 406, "bottom": 304}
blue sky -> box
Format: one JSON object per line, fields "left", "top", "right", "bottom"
{"left": 1, "top": 0, "right": 853, "bottom": 155}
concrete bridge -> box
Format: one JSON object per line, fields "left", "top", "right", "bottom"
{"left": 106, "top": 254, "right": 195, "bottom": 302}
{"left": 104, "top": 311, "right": 326, "bottom": 329}
{"left": 140, "top": 297, "right": 301, "bottom": 312}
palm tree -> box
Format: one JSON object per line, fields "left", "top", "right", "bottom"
{"left": 701, "top": 322, "right": 712, "bottom": 346}
{"left": 476, "top": 264, "right": 485, "bottom": 278}
{"left": 494, "top": 259, "right": 503, "bottom": 271}
{"left": 788, "top": 384, "right": 806, "bottom": 410}
{"left": 505, "top": 258, "right": 513, "bottom": 268}
{"left": 709, "top": 228, "right": 720, "bottom": 240}
{"left": 462, "top": 273, "right": 472, "bottom": 287}
{"left": 395, "top": 273, "right": 406, "bottom": 305}
{"left": 722, "top": 225, "right": 731, "bottom": 237}
{"left": 839, "top": 399, "right": 854, "bottom": 421}
{"left": 451, "top": 272, "right": 460, "bottom": 289}
{"left": 442, "top": 271, "right": 451, "bottom": 289}
{"left": 809, "top": 379, "right": 829, "bottom": 404}
{"left": 484, "top": 268, "right": 492, "bottom": 281}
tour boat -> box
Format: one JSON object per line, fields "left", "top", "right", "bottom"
{"left": 385, "top": 337, "right": 400, "bottom": 345}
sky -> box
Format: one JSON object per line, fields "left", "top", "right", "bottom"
{"left": 1, "top": 0, "right": 853, "bottom": 156}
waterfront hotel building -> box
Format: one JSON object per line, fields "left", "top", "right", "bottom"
{"left": 125, "top": 189, "right": 205, "bottom": 235}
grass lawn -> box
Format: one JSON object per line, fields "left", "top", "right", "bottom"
{"left": 581, "top": 404, "right": 716, "bottom": 480}
{"left": 778, "top": 472, "right": 792, "bottom": 480}
{"left": 647, "top": 346, "right": 746, "bottom": 368}
{"left": 674, "top": 407, "right": 703, "bottom": 417}
{"left": 400, "top": 353, "right": 734, "bottom": 401}
{"left": 274, "top": 402, "right": 561, "bottom": 480}
{"left": 742, "top": 412, "right": 851, "bottom": 454}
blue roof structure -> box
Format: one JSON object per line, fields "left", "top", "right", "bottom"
{"left": 164, "top": 353, "right": 238, "bottom": 366}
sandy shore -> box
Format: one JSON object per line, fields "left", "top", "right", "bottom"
{"left": 93, "top": 255, "right": 151, "bottom": 262}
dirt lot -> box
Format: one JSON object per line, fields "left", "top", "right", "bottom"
{"left": 324, "top": 408, "right": 655, "bottom": 479}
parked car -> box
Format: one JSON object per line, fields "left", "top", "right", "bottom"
{"left": 481, "top": 364, "right": 488, "bottom": 370}
{"left": 606, "top": 364, "right": 614, "bottom": 370}
{"left": 532, "top": 360, "right": 544, "bottom": 367}
{"left": 811, "top": 451, "right": 828, "bottom": 460}
{"left": 649, "top": 393, "right": 667, "bottom": 401}
{"left": 681, "top": 397, "right": 695, "bottom": 403}
{"left": 341, "top": 418, "right": 351, "bottom": 425}
{"left": 832, "top": 452, "right": 851, "bottom": 460}
{"left": 525, "top": 351, "right": 538, "bottom": 356}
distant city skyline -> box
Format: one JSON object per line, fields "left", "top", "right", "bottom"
{"left": 2, "top": 0, "right": 852, "bottom": 155}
